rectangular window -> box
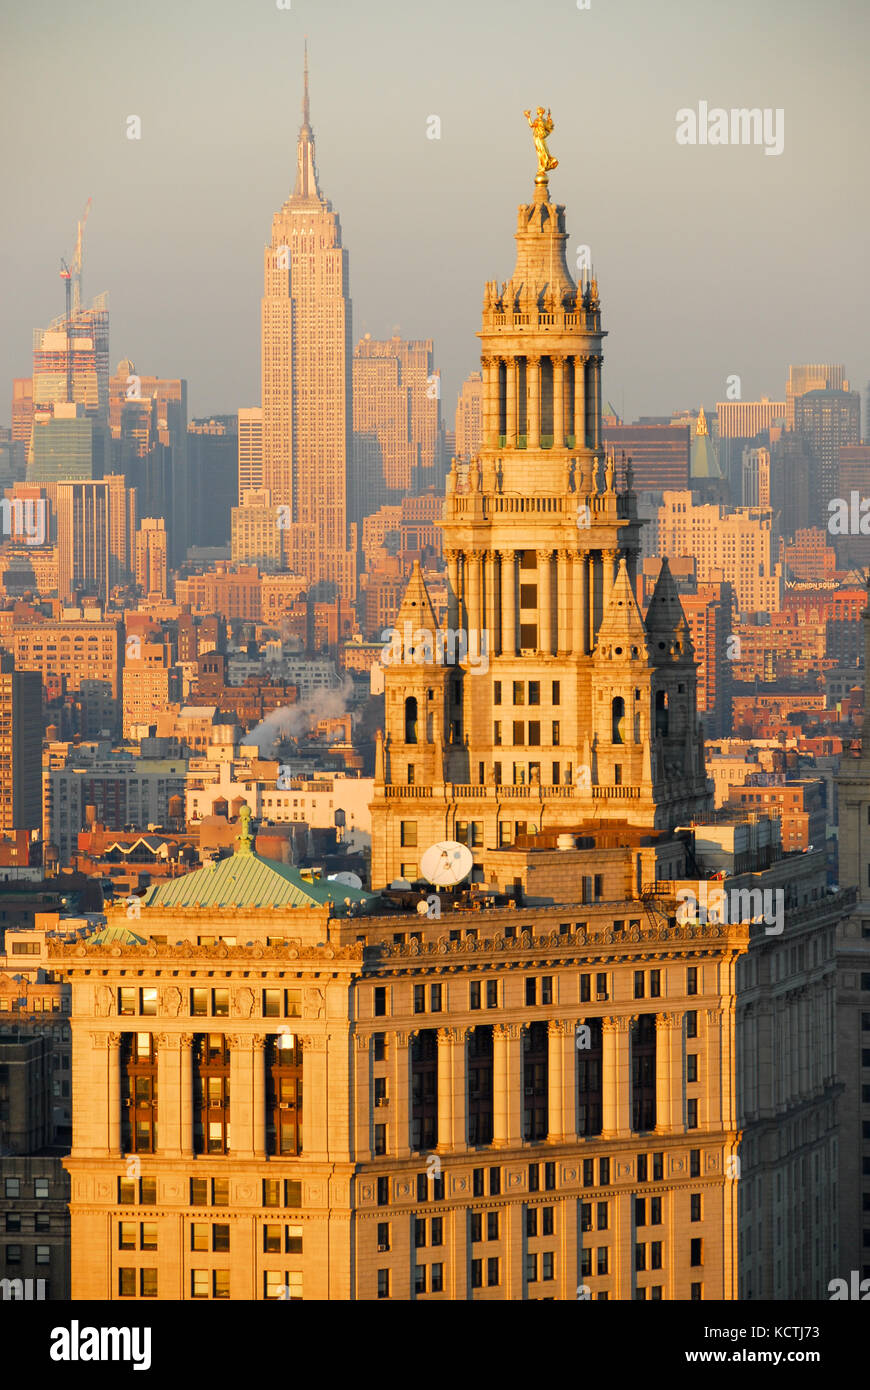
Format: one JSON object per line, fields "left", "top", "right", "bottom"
{"left": 401, "top": 821, "right": 417, "bottom": 848}
{"left": 119, "top": 1221, "right": 136, "bottom": 1250}
{"left": 687, "top": 1099, "right": 698, "bottom": 1128}
{"left": 552, "top": 721, "right": 560, "bottom": 746}
{"left": 690, "top": 1238, "right": 703, "bottom": 1266}
{"left": 141, "top": 1269, "right": 158, "bottom": 1298}
{"left": 687, "top": 967, "right": 698, "bottom": 995}
{"left": 486, "top": 981, "right": 498, "bottom": 1008}
{"left": 494, "top": 681, "right": 502, "bottom": 705}
{"left": 263, "top": 989, "right": 281, "bottom": 1017}
{"left": 650, "top": 1197, "right": 662, "bottom": 1225}
{"left": 552, "top": 681, "right": 561, "bottom": 704}
{"left": 650, "top": 970, "right": 661, "bottom": 998}
{"left": 513, "top": 721, "right": 525, "bottom": 745}
{"left": 431, "top": 1263, "right": 443, "bottom": 1292}
{"left": 513, "top": 682, "right": 524, "bottom": 705}
{"left": 470, "top": 981, "right": 481, "bottom": 1010}
{"left": 580, "top": 974, "right": 591, "bottom": 1002}
{"left": 525, "top": 977, "right": 537, "bottom": 1006}
{"left": 140, "top": 1222, "right": 157, "bottom": 1251}
{"left": 430, "top": 984, "right": 442, "bottom": 1012}
{"left": 264, "top": 1224, "right": 282, "bottom": 1253}
{"left": 212, "top": 1179, "right": 229, "bottom": 1206}
{"left": 690, "top": 1193, "right": 702, "bottom": 1222}
{"left": 597, "top": 1247, "right": 609, "bottom": 1275}
{"left": 414, "top": 984, "right": 425, "bottom": 1014}
{"left": 634, "top": 971, "right": 645, "bottom": 999}
{"left": 118, "top": 1268, "right": 136, "bottom": 1297}
{"left": 119, "top": 988, "right": 136, "bottom": 1016}
{"left": 471, "top": 1260, "right": 483, "bottom": 1289}
{"left": 374, "top": 987, "right": 386, "bottom": 1017}
{"left": 686, "top": 1011, "right": 697, "bottom": 1039}
{"left": 541, "top": 976, "right": 553, "bottom": 1005}
{"left": 263, "top": 1179, "right": 280, "bottom": 1208}
{"left": 487, "top": 1257, "right": 500, "bottom": 1286}
{"left": 635, "top": 1198, "right": 646, "bottom": 1227}
{"left": 487, "top": 1211, "right": 499, "bottom": 1241}
{"left": 528, "top": 681, "right": 540, "bottom": 706}
{"left": 690, "top": 1149, "right": 701, "bottom": 1178}
{"left": 687, "top": 1054, "right": 698, "bottom": 1084}
{"left": 212, "top": 989, "right": 229, "bottom": 1017}
{"left": 212, "top": 1224, "right": 230, "bottom": 1252}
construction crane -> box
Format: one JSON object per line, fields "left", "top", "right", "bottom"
{"left": 57, "top": 197, "right": 92, "bottom": 405}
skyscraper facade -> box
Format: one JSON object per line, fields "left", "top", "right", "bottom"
{"left": 238, "top": 407, "right": 264, "bottom": 495}
{"left": 455, "top": 372, "right": 483, "bottom": 463}
{"left": 261, "top": 55, "right": 355, "bottom": 600}
{"left": 0, "top": 650, "right": 41, "bottom": 833}
{"left": 352, "top": 336, "right": 442, "bottom": 523}
{"left": 785, "top": 363, "right": 846, "bottom": 429}
{"left": 56, "top": 476, "right": 136, "bottom": 600}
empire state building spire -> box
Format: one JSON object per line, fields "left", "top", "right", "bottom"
{"left": 293, "top": 41, "right": 320, "bottom": 201}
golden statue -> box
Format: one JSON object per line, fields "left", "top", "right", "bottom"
{"left": 524, "top": 106, "right": 558, "bottom": 181}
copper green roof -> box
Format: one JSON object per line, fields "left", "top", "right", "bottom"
{"left": 88, "top": 923, "right": 147, "bottom": 946}
{"left": 142, "top": 849, "right": 376, "bottom": 911}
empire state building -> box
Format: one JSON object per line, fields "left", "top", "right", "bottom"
{"left": 261, "top": 50, "right": 356, "bottom": 600}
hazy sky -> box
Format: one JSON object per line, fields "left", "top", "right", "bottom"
{"left": 2, "top": 0, "right": 868, "bottom": 429}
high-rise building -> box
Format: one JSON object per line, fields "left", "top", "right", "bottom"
{"left": 11, "top": 378, "right": 34, "bottom": 448}
{"left": 188, "top": 415, "right": 239, "bottom": 551}
{"left": 31, "top": 293, "right": 110, "bottom": 425}
{"left": 352, "top": 337, "right": 442, "bottom": 523}
{"left": 716, "top": 398, "right": 787, "bottom": 440}
{"left": 261, "top": 53, "right": 355, "bottom": 601}
{"left": 794, "top": 387, "right": 861, "bottom": 512}
{"left": 600, "top": 421, "right": 690, "bottom": 493}
{"left": 656, "top": 492, "right": 782, "bottom": 616}
{"left": 0, "top": 651, "right": 41, "bottom": 833}
{"left": 56, "top": 476, "right": 136, "bottom": 600}
{"left": 238, "top": 407, "right": 264, "bottom": 495}
{"left": 28, "top": 403, "right": 108, "bottom": 486}
{"left": 135, "top": 518, "right": 168, "bottom": 598}
{"left": 455, "top": 372, "right": 483, "bottom": 462}
{"left": 370, "top": 155, "right": 710, "bottom": 888}
{"left": 741, "top": 446, "right": 770, "bottom": 508}
{"left": 231, "top": 489, "right": 286, "bottom": 571}
{"left": 109, "top": 363, "right": 189, "bottom": 567}
{"left": 786, "top": 363, "right": 846, "bottom": 429}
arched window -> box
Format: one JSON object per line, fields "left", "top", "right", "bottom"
{"left": 405, "top": 696, "right": 418, "bottom": 744}
{"left": 611, "top": 696, "right": 625, "bottom": 744}
{"left": 655, "top": 690, "right": 669, "bottom": 737}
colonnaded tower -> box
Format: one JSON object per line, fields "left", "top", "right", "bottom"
{"left": 371, "top": 117, "right": 712, "bottom": 889}
{"left": 261, "top": 47, "right": 356, "bottom": 600}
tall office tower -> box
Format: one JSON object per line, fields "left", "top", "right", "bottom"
{"left": 689, "top": 407, "right": 727, "bottom": 503}
{"left": 770, "top": 434, "right": 812, "bottom": 537}
{"left": 109, "top": 363, "right": 189, "bottom": 567}
{"left": 28, "top": 403, "right": 108, "bottom": 486}
{"left": 261, "top": 53, "right": 355, "bottom": 601}
{"left": 656, "top": 493, "right": 782, "bottom": 616}
{"left": 717, "top": 398, "right": 787, "bottom": 441}
{"left": 135, "top": 518, "right": 168, "bottom": 598}
{"left": 794, "top": 388, "right": 861, "bottom": 512}
{"left": 56, "top": 476, "right": 136, "bottom": 600}
{"left": 12, "top": 378, "right": 34, "bottom": 448}
{"left": 122, "top": 639, "right": 171, "bottom": 738}
{"left": 238, "top": 407, "right": 264, "bottom": 494}
{"left": 0, "top": 651, "right": 41, "bottom": 833}
{"left": 741, "top": 446, "right": 770, "bottom": 508}
{"left": 832, "top": 583, "right": 870, "bottom": 1284}
{"left": 786, "top": 363, "right": 846, "bottom": 429}
{"left": 32, "top": 294, "right": 110, "bottom": 426}
{"left": 188, "top": 416, "right": 238, "bottom": 551}
{"left": 370, "top": 157, "right": 711, "bottom": 888}
{"left": 231, "top": 489, "right": 286, "bottom": 571}
{"left": 352, "top": 337, "right": 441, "bottom": 522}
{"left": 455, "top": 372, "right": 483, "bottom": 462}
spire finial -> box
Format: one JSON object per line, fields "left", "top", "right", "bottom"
{"left": 237, "top": 802, "right": 254, "bottom": 856}
{"left": 303, "top": 36, "right": 310, "bottom": 127}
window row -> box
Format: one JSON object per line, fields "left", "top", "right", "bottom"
{"left": 118, "top": 987, "right": 302, "bottom": 1018}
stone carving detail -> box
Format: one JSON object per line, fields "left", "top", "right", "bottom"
{"left": 493, "top": 1022, "right": 522, "bottom": 1041}
{"left": 232, "top": 987, "right": 255, "bottom": 1018}
{"left": 93, "top": 984, "right": 115, "bottom": 1017}
{"left": 160, "top": 986, "right": 183, "bottom": 1017}
{"left": 304, "top": 987, "right": 325, "bottom": 1019}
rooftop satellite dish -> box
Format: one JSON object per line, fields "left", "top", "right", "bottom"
{"left": 327, "top": 871, "right": 363, "bottom": 890}
{"left": 389, "top": 878, "right": 412, "bottom": 891}
{"left": 421, "top": 840, "right": 474, "bottom": 887}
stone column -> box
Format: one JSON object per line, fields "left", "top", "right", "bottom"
{"left": 394, "top": 1031, "right": 412, "bottom": 1158}
{"left": 252, "top": 1037, "right": 266, "bottom": 1157}
{"left": 654, "top": 1012, "right": 683, "bottom": 1133}
{"left": 553, "top": 356, "right": 565, "bottom": 448}
{"left": 602, "top": 549, "right": 617, "bottom": 614}
{"left": 484, "top": 552, "right": 497, "bottom": 661}
{"left": 601, "top": 1016, "right": 634, "bottom": 1138}
{"left": 588, "top": 551, "right": 598, "bottom": 650}
{"left": 353, "top": 1033, "right": 371, "bottom": 1162}
{"left": 556, "top": 550, "right": 571, "bottom": 653}
{"left": 705, "top": 1008, "right": 724, "bottom": 1130}
{"left": 482, "top": 355, "right": 498, "bottom": 447}
{"left": 505, "top": 357, "right": 518, "bottom": 446}
{"left": 108, "top": 1032, "right": 122, "bottom": 1155}
{"left": 301, "top": 1033, "right": 328, "bottom": 1161}
{"left": 179, "top": 1034, "right": 194, "bottom": 1156}
{"left": 446, "top": 549, "right": 460, "bottom": 630}
{"left": 573, "top": 355, "right": 587, "bottom": 448}
{"left": 501, "top": 550, "right": 517, "bottom": 655}
{"left": 436, "top": 1027, "right": 468, "bottom": 1151}
{"left": 228, "top": 1034, "right": 255, "bottom": 1157}
{"left": 156, "top": 1033, "right": 181, "bottom": 1156}
{"left": 493, "top": 1022, "right": 522, "bottom": 1147}
{"left": 537, "top": 549, "right": 552, "bottom": 655}
{"left": 590, "top": 355, "right": 601, "bottom": 449}
{"left": 572, "top": 552, "right": 587, "bottom": 654}
{"left": 527, "top": 356, "right": 541, "bottom": 449}
{"left": 467, "top": 550, "right": 482, "bottom": 640}
{"left": 546, "top": 1020, "right": 578, "bottom": 1142}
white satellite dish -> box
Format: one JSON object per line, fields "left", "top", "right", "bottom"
{"left": 421, "top": 840, "right": 474, "bottom": 887}
{"left": 327, "top": 871, "right": 363, "bottom": 889}
{"left": 389, "top": 878, "right": 412, "bottom": 891}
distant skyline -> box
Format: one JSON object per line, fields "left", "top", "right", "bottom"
{"left": 2, "top": 0, "right": 868, "bottom": 427}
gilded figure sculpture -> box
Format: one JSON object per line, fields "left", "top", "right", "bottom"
{"left": 523, "top": 106, "right": 558, "bottom": 180}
